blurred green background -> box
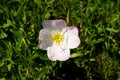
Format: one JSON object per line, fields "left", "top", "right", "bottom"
{"left": 0, "top": 0, "right": 120, "bottom": 80}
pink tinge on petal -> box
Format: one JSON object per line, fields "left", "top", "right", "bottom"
{"left": 47, "top": 45, "right": 70, "bottom": 61}
{"left": 39, "top": 29, "right": 46, "bottom": 40}
{"left": 38, "top": 41, "right": 45, "bottom": 50}
{"left": 42, "top": 19, "right": 66, "bottom": 31}
{"left": 64, "top": 26, "right": 80, "bottom": 49}
{"left": 42, "top": 20, "right": 53, "bottom": 28}
{"left": 38, "top": 29, "right": 52, "bottom": 50}
{"left": 56, "top": 19, "right": 66, "bottom": 27}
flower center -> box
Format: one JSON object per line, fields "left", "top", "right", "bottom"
{"left": 52, "top": 31, "right": 64, "bottom": 45}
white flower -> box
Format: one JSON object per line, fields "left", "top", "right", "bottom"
{"left": 38, "top": 19, "right": 80, "bottom": 61}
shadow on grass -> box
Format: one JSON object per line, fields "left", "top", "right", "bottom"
{"left": 49, "top": 60, "right": 105, "bottom": 80}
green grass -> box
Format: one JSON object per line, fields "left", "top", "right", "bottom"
{"left": 0, "top": 0, "right": 120, "bottom": 80}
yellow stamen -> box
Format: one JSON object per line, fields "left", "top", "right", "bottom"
{"left": 52, "top": 31, "right": 64, "bottom": 45}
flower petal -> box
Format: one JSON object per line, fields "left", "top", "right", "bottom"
{"left": 42, "top": 19, "right": 66, "bottom": 31}
{"left": 66, "top": 26, "right": 79, "bottom": 35}
{"left": 38, "top": 29, "right": 53, "bottom": 50}
{"left": 64, "top": 26, "right": 80, "bottom": 49}
{"left": 47, "top": 45, "right": 70, "bottom": 61}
